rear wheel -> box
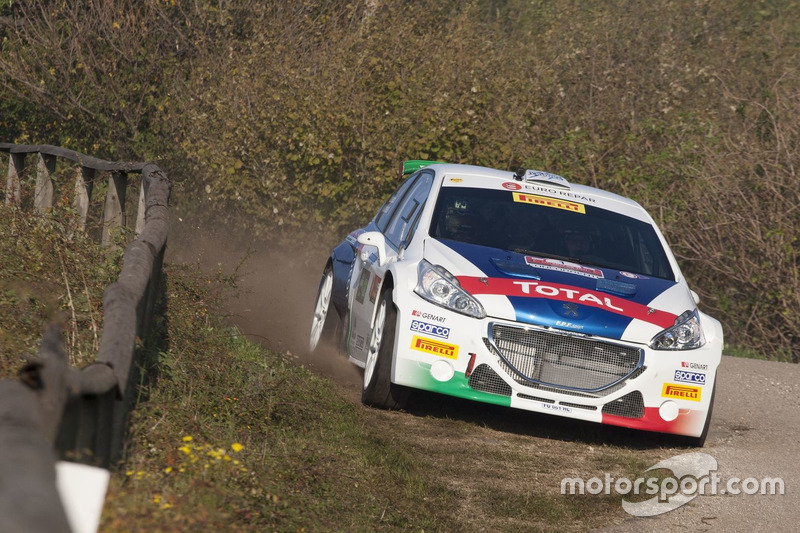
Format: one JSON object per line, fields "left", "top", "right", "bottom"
{"left": 362, "top": 288, "right": 408, "bottom": 409}
{"left": 309, "top": 264, "right": 340, "bottom": 354}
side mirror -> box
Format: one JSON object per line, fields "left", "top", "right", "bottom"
{"left": 690, "top": 290, "right": 700, "bottom": 305}
{"left": 357, "top": 231, "right": 388, "bottom": 267}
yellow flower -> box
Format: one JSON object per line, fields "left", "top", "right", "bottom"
{"left": 231, "top": 442, "right": 244, "bottom": 453}
{"left": 178, "top": 445, "right": 191, "bottom": 455}
{"left": 164, "top": 467, "right": 173, "bottom": 474}
{"left": 182, "top": 436, "right": 192, "bottom": 442}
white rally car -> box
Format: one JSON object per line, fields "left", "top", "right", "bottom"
{"left": 309, "top": 162, "right": 723, "bottom": 446}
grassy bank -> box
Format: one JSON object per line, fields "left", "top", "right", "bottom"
{"left": 101, "top": 260, "right": 671, "bottom": 532}
{"left": 0, "top": 200, "right": 122, "bottom": 378}
{"left": 1, "top": 205, "right": 683, "bottom": 531}
{"left": 100, "top": 262, "right": 462, "bottom": 531}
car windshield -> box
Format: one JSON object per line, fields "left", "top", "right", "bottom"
{"left": 429, "top": 186, "right": 675, "bottom": 280}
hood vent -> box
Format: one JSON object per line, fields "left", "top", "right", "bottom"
{"left": 490, "top": 258, "right": 541, "bottom": 280}
{"left": 595, "top": 278, "right": 637, "bottom": 297}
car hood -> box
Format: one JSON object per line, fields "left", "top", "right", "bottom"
{"left": 423, "top": 238, "right": 694, "bottom": 344}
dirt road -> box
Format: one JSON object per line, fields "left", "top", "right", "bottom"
{"left": 170, "top": 235, "right": 800, "bottom": 532}
{"left": 596, "top": 355, "right": 800, "bottom": 533}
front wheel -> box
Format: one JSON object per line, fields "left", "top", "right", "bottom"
{"left": 362, "top": 288, "right": 408, "bottom": 409}
{"left": 309, "top": 264, "right": 340, "bottom": 355}
{"left": 684, "top": 379, "right": 716, "bottom": 447}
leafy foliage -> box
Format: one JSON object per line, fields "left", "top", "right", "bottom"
{"left": 2, "top": 0, "right": 800, "bottom": 359}
{"left": 0, "top": 194, "right": 122, "bottom": 377}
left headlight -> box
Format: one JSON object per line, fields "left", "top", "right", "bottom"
{"left": 414, "top": 260, "right": 486, "bottom": 319}
{"left": 650, "top": 309, "right": 705, "bottom": 350}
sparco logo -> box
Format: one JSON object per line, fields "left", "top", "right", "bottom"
{"left": 674, "top": 370, "right": 706, "bottom": 385}
{"left": 410, "top": 320, "right": 450, "bottom": 339}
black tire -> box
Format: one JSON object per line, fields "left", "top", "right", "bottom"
{"left": 361, "top": 288, "right": 408, "bottom": 409}
{"left": 309, "top": 263, "right": 340, "bottom": 355}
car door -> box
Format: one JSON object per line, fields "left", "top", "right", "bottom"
{"left": 347, "top": 171, "right": 435, "bottom": 363}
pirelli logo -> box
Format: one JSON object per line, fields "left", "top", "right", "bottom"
{"left": 512, "top": 192, "right": 586, "bottom": 214}
{"left": 410, "top": 335, "right": 458, "bottom": 360}
{"left": 661, "top": 383, "right": 702, "bottom": 402}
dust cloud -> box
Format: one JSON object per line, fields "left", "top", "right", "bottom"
{"left": 166, "top": 218, "right": 362, "bottom": 390}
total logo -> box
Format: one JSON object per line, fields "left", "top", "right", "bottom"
{"left": 511, "top": 281, "right": 623, "bottom": 311}
{"left": 673, "top": 370, "right": 706, "bottom": 385}
{"left": 681, "top": 361, "right": 709, "bottom": 371}
{"left": 411, "top": 310, "right": 446, "bottom": 323}
{"left": 410, "top": 320, "right": 450, "bottom": 339}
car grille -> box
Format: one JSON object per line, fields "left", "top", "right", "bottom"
{"left": 601, "top": 391, "right": 645, "bottom": 419}
{"left": 489, "top": 324, "right": 643, "bottom": 392}
{"left": 468, "top": 364, "right": 512, "bottom": 397}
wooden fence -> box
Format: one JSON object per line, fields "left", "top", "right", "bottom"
{"left": 0, "top": 143, "right": 171, "bottom": 532}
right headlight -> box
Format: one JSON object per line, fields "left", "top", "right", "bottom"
{"left": 414, "top": 260, "right": 486, "bottom": 319}
{"left": 649, "top": 309, "right": 705, "bottom": 350}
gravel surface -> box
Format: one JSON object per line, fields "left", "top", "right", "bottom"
{"left": 595, "top": 355, "right": 800, "bottom": 533}
{"left": 169, "top": 238, "right": 799, "bottom": 532}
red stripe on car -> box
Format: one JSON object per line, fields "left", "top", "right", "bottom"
{"left": 456, "top": 276, "right": 677, "bottom": 329}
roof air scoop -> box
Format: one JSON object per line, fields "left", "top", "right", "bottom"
{"left": 513, "top": 168, "right": 571, "bottom": 189}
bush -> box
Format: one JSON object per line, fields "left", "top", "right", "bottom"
{"left": 2, "top": 0, "right": 799, "bottom": 359}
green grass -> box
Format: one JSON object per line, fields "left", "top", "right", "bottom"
{"left": 724, "top": 344, "right": 793, "bottom": 363}
{"left": 100, "top": 262, "right": 460, "bottom": 532}
{"left": 1, "top": 203, "right": 714, "bottom": 531}
{"left": 0, "top": 200, "right": 122, "bottom": 378}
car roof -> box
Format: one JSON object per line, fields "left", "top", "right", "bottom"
{"left": 423, "top": 163, "right": 650, "bottom": 222}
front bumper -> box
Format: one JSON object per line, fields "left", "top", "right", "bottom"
{"left": 391, "top": 300, "right": 721, "bottom": 438}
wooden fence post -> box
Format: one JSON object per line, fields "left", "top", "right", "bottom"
{"left": 0, "top": 145, "right": 171, "bottom": 525}
{"left": 135, "top": 175, "right": 147, "bottom": 235}
{"left": 4, "top": 152, "right": 25, "bottom": 205}
{"left": 34, "top": 153, "right": 56, "bottom": 212}
{"left": 101, "top": 171, "right": 127, "bottom": 247}
{"left": 74, "top": 167, "right": 94, "bottom": 231}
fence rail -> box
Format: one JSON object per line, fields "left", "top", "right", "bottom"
{"left": 0, "top": 143, "right": 171, "bottom": 532}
